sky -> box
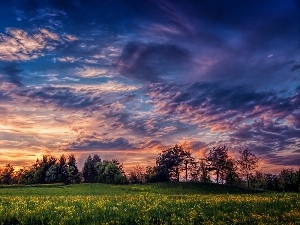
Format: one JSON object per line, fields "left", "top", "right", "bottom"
{"left": 0, "top": 0, "right": 299, "bottom": 173}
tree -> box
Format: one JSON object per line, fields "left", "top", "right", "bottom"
{"left": 144, "top": 166, "right": 157, "bottom": 183}
{"left": 94, "top": 159, "right": 126, "bottom": 184}
{"left": 0, "top": 164, "right": 15, "bottom": 184}
{"left": 45, "top": 164, "right": 59, "bottom": 183}
{"left": 82, "top": 155, "right": 98, "bottom": 183}
{"left": 224, "top": 158, "right": 240, "bottom": 186}
{"left": 96, "top": 159, "right": 126, "bottom": 184}
{"left": 237, "top": 148, "right": 259, "bottom": 189}
{"left": 265, "top": 173, "right": 280, "bottom": 191}
{"left": 66, "top": 154, "right": 81, "bottom": 184}
{"left": 156, "top": 145, "right": 193, "bottom": 181}
{"left": 92, "top": 154, "right": 101, "bottom": 165}
{"left": 180, "top": 153, "right": 195, "bottom": 181}
{"left": 206, "top": 146, "right": 229, "bottom": 184}
{"left": 58, "top": 155, "right": 68, "bottom": 183}
{"left": 188, "top": 159, "right": 211, "bottom": 182}
{"left": 15, "top": 167, "right": 36, "bottom": 184}
{"left": 279, "top": 168, "right": 298, "bottom": 192}
{"left": 250, "top": 170, "right": 265, "bottom": 190}
{"left": 197, "top": 159, "right": 211, "bottom": 182}
{"left": 128, "top": 163, "right": 145, "bottom": 184}
{"left": 296, "top": 168, "right": 300, "bottom": 192}
{"left": 33, "top": 155, "right": 57, "bottom": 184}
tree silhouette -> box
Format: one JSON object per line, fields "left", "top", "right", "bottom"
{"left": 66, "top": 154, "right": 81, "bottom": 184}
{"left": 156, "top": 145, "right": 193, "bottom": 181}
{"left": 237, "top": 148, "right": 259, "bottom": 189}
{"left": 58, "top": 154, "right": 68, "bottom": 183}
{"left": 33, "top": 155, "right": 57, "bottom": 184}
{"left": 180, "top": 153, "right": 195, "bottom": 181}
{"left": 279, "top": 168, "right": 299, "bottom": 192}
{"left": 82, "top": 155, "right": 100, "bottom": 183}
{"left": 0, "top": 164, "right": 15, "bottom": 184}
{"left": 128, "top": 163, "right": 145, "bottom": 184}
{"left": 206, "top": 146, "right": 229, "bottom": 184}
{"left": 224, "top": 158, "right": 239, "bottom": 185}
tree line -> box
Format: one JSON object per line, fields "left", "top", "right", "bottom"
{"left": 0, "top": 145, "right": 299, "bottom": 192}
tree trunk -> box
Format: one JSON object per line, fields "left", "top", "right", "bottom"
{"left": 176, "top": 167, "right": 179, "bottom": 181}
{"left": 185, "top": 162, "right": 188, "bottom": 181}
{"left": 247, "top": 173, "right": 249, "bottom": 189}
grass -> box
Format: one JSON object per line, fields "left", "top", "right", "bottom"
{"left": 0, "top": 182, "right": 299, "bottom": 224}
{"left": 0, "top": 182, "right": 260, "bottom": 196}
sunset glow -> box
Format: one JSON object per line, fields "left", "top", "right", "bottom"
{"left": 0, "top": 0, "right": 299, "bottom": 173}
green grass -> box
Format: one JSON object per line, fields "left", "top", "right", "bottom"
{"left": 0, "top": 183, "right": 299, "bottom": 224}
{"left": 0, "top": 182, "right": 258, "bottom": 196}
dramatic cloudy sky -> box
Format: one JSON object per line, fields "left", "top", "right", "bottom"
{"left": 0, "top": 0, "right": 299, "bottom": 172}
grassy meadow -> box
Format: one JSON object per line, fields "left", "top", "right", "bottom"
{"left": 0, "top": 182, "right": 299, "bottom": 225}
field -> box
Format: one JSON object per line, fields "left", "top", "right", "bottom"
{"left": 0, "top": 183, "right": 299, "bottom": 225}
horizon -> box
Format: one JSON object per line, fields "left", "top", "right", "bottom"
{"left": 0, "top": 0, "right": 300, "bottom": 174}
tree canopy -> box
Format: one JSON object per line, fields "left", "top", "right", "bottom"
{"left": 0, "top": 144, "right": 299, "bottom": 192}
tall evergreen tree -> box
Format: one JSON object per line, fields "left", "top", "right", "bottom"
{"left": 66, "top": 154, "right": 81, "bottom": 184}
{"left": 58, "top": 154, "right": 68, "bottom": 183}
{"left": 33, "top": 155, "right": 57, "bottom": 184}
{"left": 82, "top": 155, "right": 95, "bottom": 182}
{"left": 82, "top": 154, "right": 101, "bottom": 182}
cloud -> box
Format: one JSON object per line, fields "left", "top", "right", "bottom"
{"left": 66, "top": 132, "right": 134, "bottom": 150}
{"left": 116, "top": 42, "right": 190, "bottom": 82}
{"left": 57, "top": 56, "right": 76, "bottom": 63}
{"left": 266, "top": 154, "right": 300, "bottom": 166}
{"left": 144, "top": 0, "right": 299, "bottom": 88}
{"left": 229, "top": 119, "right": 300, "bottom": 153}
{"left": 0, "top": 0, "right": 298, "bottom": 171}
{"left": 17, "top": 86, "right": 103, "bottom": 110}
{"left": 0, "top": 82, "right": 15, "bottom": 102}
{"left": 76, "top": 66, "right": 109, "bottom": 78}
{"left": 0, "top": 27, "right": 75, "bottom": 61}
{"left": 62, "top": 34, "right": 78, "bottom": 42}
{"left": 13, "top": 80, "right": 142, "bottom": 125}
{"left": 144, "top": 82, "right": 300, "bottom": 160}
{"left": 291, "top": 64, "right": 300, "bottom": 72}
{"left": 0, "top": 63, "right": 23, "bottom": 86}
{"left": 0, "top": 92, "right": 11, "bottom": 102}
{"left": 153, "top": 126, "right": 177, "bottom": 137}
{"left": 187, "top": 141, "right": 209, "bottom": 152}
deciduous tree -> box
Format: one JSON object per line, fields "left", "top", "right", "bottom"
{"left": 206, "top": 146, "right": 229, "bottom": 184}
{"left": 156, "top": 145, "right": 193, "bottom": 181}
{"left": 237, "top": 148, "right": 259, "bottom": 189}
{"left": 0, "top": 164, "right": 15, "bottom": 184}
{"left": 128, "top": 163, "right": 145, "bottom": 184}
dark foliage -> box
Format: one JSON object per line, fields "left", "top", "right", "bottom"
{"left": 156, "top": 145, "right": 194, "bottom": 182}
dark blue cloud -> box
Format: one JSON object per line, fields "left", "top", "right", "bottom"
{"left": 291, "top": 64, "right": 300, "bottom": 72}
{"left": 116, "top": 42, "right": 190, "bottom": 82}
{"left": 0, "top": 63, "right": 23, "bottom": 86}
{"left": 17, "top": 86, "right": 103, "bottom": 110}
{"left": 67, "top": 132, "right": 135, "bottom": 151}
